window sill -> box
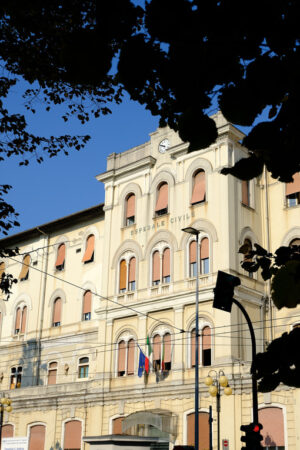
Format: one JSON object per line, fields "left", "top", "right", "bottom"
{"left": 77, "top": 377, "right": 89, "bottom": 381}
{"left": 284, "top": 203, "right": 300, "bottom": 210}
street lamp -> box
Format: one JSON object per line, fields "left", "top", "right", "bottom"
{"left": 182, "top": 226, "right": 200, "bottom": 450}
{"left": 205, "top": 370, "right": 232, "bottom": 450}
{"left": 0, "top": 397, "right": 13, "bottom": 449}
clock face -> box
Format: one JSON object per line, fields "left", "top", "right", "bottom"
{"left": 158, "top": 139, "right": 170, "bottom": 153}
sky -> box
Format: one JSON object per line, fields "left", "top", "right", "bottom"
{"left": 2, "top": 81, "right": 160, "bottom": 236}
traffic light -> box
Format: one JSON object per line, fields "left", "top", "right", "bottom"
{"left": 213, "top": 270, "right": 241, "bottom": 313}
{"left": 240, "top": 422, "right": 263, "bottom": 449}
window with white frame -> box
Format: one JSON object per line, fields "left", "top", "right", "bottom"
{"left": 117, "top": 338, "right": 135, "bottom": 377}
{"left": 14, "top": 305, "right": 27, "bottom": 334}
{"left": 190, "top": 324, "right": 212, "bottom": 367}
{"left": 286, "top": 172, "right": 300, "bottom": 207}
{"left": 151, "top": 244, "right": 171, "bottom": 286}
{"left": 78, "top": 357, "right": 89, "bottom": 378}
{"left": 188, "top": 236, "right": 210, "bottom": 277}
{"left": 118, "top": 254, "right": 137, "bottom": 293}
{"left": 152, "top": 332, "right": 172, "bottom": 371}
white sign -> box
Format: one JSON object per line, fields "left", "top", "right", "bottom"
{"left": 2, "top": 437, "right": 28, "bottom": 450}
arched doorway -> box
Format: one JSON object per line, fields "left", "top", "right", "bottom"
{"left": 258, "top": 407, "right": 285, "bottom": 449}
{"left": 186, "top": 412, "right": 210, "bottom": 450}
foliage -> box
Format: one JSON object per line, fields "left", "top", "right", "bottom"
{"left": 254, "top": 327, "right": 300, "bottom": 392}
{"left": 239, "top": 243, "right": 300, "bottom": 309}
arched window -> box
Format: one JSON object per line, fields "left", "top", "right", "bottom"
{"left": 286, "top": 172, "right": 300, "bottom": 207}
{"left": 15, "top": 306, "right": 27, "bottom": 334}
{"left": 82, "top": 234, "right": 95, "bottom": 264}
{"left": 55, "top": 243, "right": 65, "bottom": 271}
{"left": 187, "top": 412, "right": 210, "bottom": 449}
{"left": 189, "top": 240, "right": 197, "bottom": 277}
{"left": 10, "top": 366, "right": 22, "bottom": 389}
{"left": 190, "top": 326, "right": 211, "bottom": 367}
{"left": 19, "top": 254, "right": 30, "bottom": 281}
{"left": 242, "top": 180, "right": 250, "bottom": 206}
{"left": 128, "top": 257, "right": 136, "bottom": 291}
{"left": 258, "top": 407, "right": 285, "bottom": 448}
{"left": 82, "top": 290, "right": 92, "bottom": 321}
{"left": 191, "top": 170, "right": 206, "bottom": 205}
{"left": 162, "top": 248, "right": 170, "bottom": 283}
{"left": 64, "top": 420, "right": 82, "bottom": 450}
{"left": 78, "top": 357, "right": 89, "bottom": 378}
{"left": 243, "top": 238, "right": 253, "bottom": 278}
{"left": 126, "top": 193, "right": 135, "bottom": 226}
{"left": 152, "top": 333, "right": 172, "bottom": 372}
{"left": 117, "top": 339, "right": 136, "bottom": 377}
{"left": 29, "top": 424, "right": 46, "bottom": 450}
{"left": 2, "top": 424, "right": 14, "bottom": 438}
{"left": 48, "top": 362, "right": 57, "bottom": 385}
{"left": 200, "top": 237, "right": 209, "bottom": 274}
{"left": 119, "top": 259, "right": 127, "bottom": 293}
{"left": 155, "top": 182, "right": 168, "bottom": 216}
{"left": 152, "top": 251, "right": 160, "bottom": 286}
{"left": 52, "top": 297, "right": 62, "bottom": 327}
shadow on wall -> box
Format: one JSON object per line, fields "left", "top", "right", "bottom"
{"left": 16, "top": 339, "right": 47, "bottom": 388}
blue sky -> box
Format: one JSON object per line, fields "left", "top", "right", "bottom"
{"left": 2, "top": 81, "right": 159, "bottom": 235}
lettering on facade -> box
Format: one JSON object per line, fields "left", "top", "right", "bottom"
{"left": 130, "top": 212, "right": 195, "bottom": 235}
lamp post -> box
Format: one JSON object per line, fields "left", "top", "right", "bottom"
{"left": 205, "top": 370, "right": 232, "bottom": 450}
{"left": 182, "top": 227, "right": 200, "bottom": 450}
{"left": 0, "top": 397, "right": 13, "bottom": 449}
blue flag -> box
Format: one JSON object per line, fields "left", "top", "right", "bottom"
{"left": 138, "top": 349, "right": 146, "bottom": 377}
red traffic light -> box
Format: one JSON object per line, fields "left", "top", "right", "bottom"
{"left": 253, "top": 425, "right": 260, "bottom": 433}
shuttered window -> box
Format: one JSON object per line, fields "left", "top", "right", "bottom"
{"left": 191, "top": 170, "right": 206, "bottom": 204}
{"left": 126, "top": 194, "right": 135, "bottom": 225}
{"left": 2, "top": 424, "right": 14, "bottom": 438}
{"left": 163, "top": 333, "right": 171, "bottom": 370}
{"left": 64, "top": 420, "right": 82, "bottom": 450}
{"left": 15, "top": 308, "right": 21, "bottom": 334}
{"left": 242, "top": 180, "right": 250, "bottom": 206}
{"left": 286, "top": 172, "right": 300, "bottom": 207}
{"left": 128, "top": 257, "right": 136, "bottom": 291}
{"left": 127, "top": 339, "right": 135, "bottom": 376}
{"left": 243, "top": 238, "right": 253, "bottom": 278}
{"left": 202, "top": 326, "right": 211, "bottom": 366}
{"left": 10, "top": 366, "right": 22, "bottom": 389}
{"left": 19, "top": 254, "right": 30, "bottom": 281}
{"left": 52, "top": 298, "right": 62, "bottom": 327}
{"left": 119, "top": 259, "right": 127, "bottom": 292}
{"left": 200, "top": 238, "right": 209, "bottom": 274}
{"left": 258, "top": 407, "right": 285, "bottom": 448}
{"left": 55, "top": 244, "right": 65, "bottom": 271}
{"left": 152, "top": 251, "right": 160, "bottom": 285}
{"left": 112, "top": 417, "right": 124, "bottom": 435}
{"left": 20, "top": 306, "right": 27, "bottom": 334}
{"left": 48, "top": 362, "right": 57, "bottom": 385}
{"left": 189, "top": 240, "right": 197, "bottom": 277}
{"left": 118, "top": 340, "right": 126, "bottom": 376}
{"left": 155, "top": 183, "right": 168, "bottom": 216}
{"left": 29, "top": 425, "right": 46, "bottom": 450}
{"left": 82, "top": 291, "right": 91, "bottom": 321}
{"left": 191, "top": 329, "right": 200, "bottom": 367}
{"left": 162, "top": 248, "right": 170, "bottom": 283}
{"left": 82, "top": 235, "right": 95, "bottom": 263}
{"left": 153, "top": 334, "right": 161, "bottom": 370}
{"left": 187, "top": 412, "right": 210, "bottom": 449}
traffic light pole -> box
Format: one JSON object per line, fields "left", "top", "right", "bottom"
{"left": 232, "top": 298, "right": 258, "bottom": 423}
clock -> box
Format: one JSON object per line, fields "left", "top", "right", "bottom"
{"left": 158, "top": 139, "right": 170, "bottom": 153}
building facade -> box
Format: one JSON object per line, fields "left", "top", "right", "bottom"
{"left": 0, "top": 112, "right": 299, "bottom": 449}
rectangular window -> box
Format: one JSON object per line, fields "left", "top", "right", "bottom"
{"left": 201, "top": 258, "right": 209, "bottom": 274}
{"left": 83, "top": 312, "right": 91, "bottom": 321}
{"left": 287, "top": 193, "right": 300, "bottom": 207}
{"left": 152, "top": 280, "right": 160, "bottom": 286}
{"left": 128, "top": 281, "right": 136, "bottom": 291}
{"left": 190, "top": 262, "right": 197, "bottom": 277}
{"left": 203, "top": 349, "right": 211, "bottom": 366}
{"left": 126, "top": 216, "right": 135, "bottom": 226}
{"left": 79, "top": 365, "right": 89, "bottom": 378}
{"left": 53, "top": 321, "right": 61, "bottom": 327}
{"left": 162, "top": 275, "right": 170, "bottom": 283}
